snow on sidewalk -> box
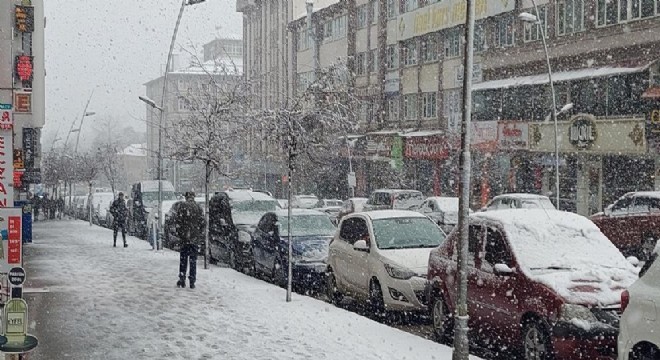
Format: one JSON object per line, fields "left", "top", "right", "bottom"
{"left": 26, "top": 220, "right": 477, "bottom": 360}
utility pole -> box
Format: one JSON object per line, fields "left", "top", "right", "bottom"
{"left": 453, "top": 0, "right": 475, "bottom": 359}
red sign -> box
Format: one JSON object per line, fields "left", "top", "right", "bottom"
{"left": 15, "top": 56, "right": 33, "bottom": 82}
{"left": 13, "top": 171, "right": 23, "bottom": 188}
{"left": 7, "top": 216, "right": 21, "bottom": 264}
{"left": 14, "top": 93, "right": 31, "bottom": 113}
{"left": 0, "top": 110, "right": 12, "bottom": 130}
{"left": 404, "top": 135, "right": 451, "bottom": 160}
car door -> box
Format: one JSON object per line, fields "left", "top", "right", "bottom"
{"left": 332, "top": 217, "right": 361, "bottom": 294}
{"left": 445, "top": 223, "right": 482, "bottom": 330}
{"left": 345, "top": 216, "right": 372, "bottom": 296}
{"left": 629, "top": 196, "right": 652, "bottom": 250}
{"left": 473, "top": 224, "right": 520, "bottom": 345}
{"left": 253, "top": 213, "right": 276, "bottom": 273}
{"left": 598, "top": 196, "right": 633, "bottom": 252}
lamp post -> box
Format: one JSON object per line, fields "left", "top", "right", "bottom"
{"left": 139, "top": 0, "right": 206, "bottom": 251}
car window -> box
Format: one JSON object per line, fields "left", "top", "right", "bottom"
{"left": 278, "top": 215, "right": 336, "bottom": 237}
{"left": 459, "top": 224, "right": 482, "bottom": 267}
{"left": 428, "top": 201, "right": 436, "bottom": 212}
{"left": 392, "top": 192, "right": 424, "bottom": 209}
{"left": 257, "top": 213, "right": 277, "bottom": 233}
{"left": 372, "top": 217, "right": 445, "bottom": 249}
{"left": 650, "top": 198, "right": 660, "bottom": 213}
{"left": 611, "top": 197, "right": 633, "bottom": 215}
{"left": 630, "top": 196, "right": 651, "bottom": 214}
{"left": 370, "top": 192, "right": 391, "bottom": 206}
{"left": 339, "top": 217, "right": 369, "bottom": 244}
{"left": 482, "top": 227, "right": 513, "bottom": 273}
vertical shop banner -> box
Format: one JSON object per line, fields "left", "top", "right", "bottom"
{"left": 0, "top": 131, "right": 14, "bottom": 208}
{"left": 0, "top": 208, "right": 22, "bottom": 273}
{"left": 23, "top": 128, "right": 34, "bottom": 169}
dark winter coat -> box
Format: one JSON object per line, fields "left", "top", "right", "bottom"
{"left": 110, "top": 198, "right": 128, "bottom": 224}
{"left": 174, "top": 199, "right": 205, "bottom": 246}
{"left": 209, "top": 192, "right": 236, "bottom": 238}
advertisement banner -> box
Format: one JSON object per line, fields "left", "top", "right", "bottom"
{"left": 0, "top": 132, "right": 14, "bottom": 208}
{"left": 472, "top": 121, "right": 499, "bottom": 152}
{"left": 404, "top": 133, "right": 451, "bottom": 160}
{"left": 14, "top": 93, "right": 31, "bottom": 114}
{"left": 23, "top": 128, "right": 35, "bottom": 169}
{"left": 498, "top": 121, "right": 529, "bottom": 150}
{"left": 0, "top": 208, "right": 22, "bottom": 273}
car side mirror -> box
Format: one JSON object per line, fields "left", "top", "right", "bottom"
{"left": 494, "top": 263, "right": 514, "bottom": 276}
{"left": 353, "top": 240, "right": 369, "bottom": 252}
{"left": 627, "top": 256, "right": 640, "bottom": 267}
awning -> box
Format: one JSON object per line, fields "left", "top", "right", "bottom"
{"left": 401, "top": 130, "right": 445, "bottom": 138}
{"left": 473, "top": 64, "right": 652, "bottom": 91}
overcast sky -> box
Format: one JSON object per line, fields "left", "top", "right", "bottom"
{"left": 43, "top": 0, "right": 242, "bottom": 147}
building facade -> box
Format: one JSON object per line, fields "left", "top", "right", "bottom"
{"left": 0, "top": 0, "right": 45, "bottom": 204}
{"left": 280, "top": 0, "right": 660, "bottom": 214}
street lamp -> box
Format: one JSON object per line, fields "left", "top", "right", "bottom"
{"left": 141, "top": 0, "right": 206, "bottom": 252}
{"left": 519, "top": 3, "right": 562, "bottom": 210}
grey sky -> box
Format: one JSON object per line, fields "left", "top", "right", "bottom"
{"left": 43, "top": 0, "right": 242, "bottom": 148}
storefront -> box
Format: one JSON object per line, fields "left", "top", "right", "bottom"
{"left": 529, "top": 114, "right": 649, "bottom": 216}
{"left": 402, "top": 131, "right": 453, "bottom": 196}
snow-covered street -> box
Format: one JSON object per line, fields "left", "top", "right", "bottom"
{"left": 23, "top": 220, "right": 475, "bottom": 360}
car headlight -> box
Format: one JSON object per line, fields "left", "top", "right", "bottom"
{"left": 384, "top": 263, "right": 416, "bottom": 280}
{"left": 559, "top": 304, "right": 598, "bottom": 323}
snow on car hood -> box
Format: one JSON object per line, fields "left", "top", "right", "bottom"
{"left": 380, "top": 248, "right": 434, "bottom": 276}
{"left": 531, "top": 266, "right": 637, "bottom": 307}
{"left": 291, "top": 236, "right": 332, "bottom": 262}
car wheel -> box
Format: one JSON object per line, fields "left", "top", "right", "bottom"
{"left": 272, "top": 259, "right": 287, "bottom": 288}
{"left": 521, "top": 320, "right": 554, "bottom": 360}
{"left": 368, "top": 279, "right": 386, "bottom": 317}
{"left": 640, "top": 236, "right": 657, "bottom": 261}
{"left": 431, "top": 295, "right": 453, "bottom": 343}
{"left": 326, "top": 269, "right": 343, "bottom": 306}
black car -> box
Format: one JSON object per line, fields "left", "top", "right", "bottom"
{"left": 252, "top": 209, "right": 336, "bottom": 291}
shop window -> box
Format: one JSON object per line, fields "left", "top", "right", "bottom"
{"left": 523, "top": 6, "right": 548, "bottom": 42}
{"left": 403, "top": 94, "right": 418, "bottom": 120}
{"left": 557, "top": 0, "right": 585, "bottom": 35}
{"left": 444, "top": 28, "right": 461, "bottom": 58}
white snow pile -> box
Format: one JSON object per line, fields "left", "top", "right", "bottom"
{"left": 473, "top": 209, "right": 638, "bottom": 307}
{"left": 28, "top": 220, "right": 475, "bottom": 360}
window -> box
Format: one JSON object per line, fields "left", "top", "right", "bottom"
{"left": 372, "top": 0, "right": 379, "bottom": 24}
{"left": 557, "top": 0, "right": 584, "bottom": 35}
{"left": 422, "top": 92, "right": 437, "bottom": 118}
{"left": 403, "top": 0, "right": 418, "bottom": 13}
{"left": 297, "top": 29, "right": 311, "bottom": 51}
{"left": 402, "top": 39, "right": 417, "bottom": 66}
{"left": 611, "top": 196, "right": 633, "bottom": 215}
{"left": 387, "top": 0, "right": 399, "bottom": 19}
{"left": 357, "top": 5, "right": 368, "bottom": 28}
{"left": 386, "top": 44, "right": 399, "bottom": 69}
{"left": 630, "top": 196, "right": 652, "bottom": 214}
{"left": 369, "top": 49, "right": 378, "bottom": 73}
{"left": 523, "top": 6, "right": 547, "bottom": 42}
{"left": 386, "top": 96, "right": 399, "bottom": 122}
{"left": 421, "top": 34, "right": 438, "bottom": 62}
{"left": 339, "top": 217, "right": 369, "bottom": 245}
{"left": 474, "top": 23, "right": 486, "bottom": 52}
{"left": 403, "top": 94, "right": 418, "bottom": 120}
{"left": 463, "top": 224, "right": 484, "bottom": 266}
{"left": 496, "top": 16, "right": 515, "bottom": 47}
{"left": 598, "top": 0, "right": 658, "bottom": 26}
{"left": 444, "top": 90, "right": 461, "bottom": 132}
{"left": 444, "top": 28, "right": 461, "bottom": 58}
{"left": 483, "top": 228, "right": 512, "bottom": 271}
{"left": 356, "top": 52, "right": 367, "bottom": 75}
{"left": 324, "top": 21, "right": 333, "bottom": 40}
{"left": 334, "top": 16, "right": 347, "bottom": 39}
{"left": 177, "top": 97, "right": 190, "bottom": 112}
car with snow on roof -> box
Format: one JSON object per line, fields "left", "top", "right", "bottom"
{"left": 427, "top": 209, "right": 638, "bottom": 360}
{"left": 481, "top": 193, "right": 556, "bottom": 212}
{"left": 326, "top": 210, "right": 446, "bottom": 314}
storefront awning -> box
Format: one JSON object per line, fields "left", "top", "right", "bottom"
{"left": 473, "top": 64, "right": 652, "bottom": 91}
{"left": 401, "top": 130, "right": 445, "bottom": 138}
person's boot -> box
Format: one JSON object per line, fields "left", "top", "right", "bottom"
{"left": 113, "top": 240, "right": 116, "bottom": 248}
{"left": 123, "top": 241, "right": 128, "bottom": 248}
{"left": 189, "top": 282, "right": 195, "bottom": 289}
{"left": 177, "top": 278, "right": 185, "bottom": 288}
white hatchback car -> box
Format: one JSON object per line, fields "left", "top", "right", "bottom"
{"left": 618, "top": 251, "right": 660, "bottom": 359}
{"left": 326, "top": 210, "right": 446, "bottom": 314}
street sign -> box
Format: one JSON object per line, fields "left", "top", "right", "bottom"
{"left": 0, "top": 105, "right": 10, "bottom": 110}
{"left": 8, "top": 267, "right": 25, "bottom": 286}
{"left": 347, "top": 172, "right": 356, "bottom": 188}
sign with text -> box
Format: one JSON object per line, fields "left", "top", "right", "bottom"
{"left": 13, "top": 93, "right": 31, "bottom": 113}
{"left": 4, "top": 298, "right": 27, "bottom": 340}
{"left": 0, "top": 133, "right": 14, "bottom": 208}
{"left": 0, "top": 104, "right": 13, "bottom": 131}
{"left": 12, "top": 150, "right": 23, "bottom": 170}
{"left": 498, "top": 122, "right": 529, "bottom": 150}
{"left": 404, "top": 134, "right": 451, "bottom": 160}
{"left": 0, "top": 208, "right": 21, "bottom": 273}
{"left": 472, "top": 121, "right": 499, "bottom": 152}
{"left": 15, "top": 56, "right": 33, "bottom": 82}
{"left": 23, "top": 128, "right": 35, "bottom": 169}
{"left": 8, "top": 267, "right": 25, "bottom": 286}
{"left": 15, "top": 6, "right": 35, "bottom": 33}
{"left": 398, "top": 0, "right": 514, "bottom": 41}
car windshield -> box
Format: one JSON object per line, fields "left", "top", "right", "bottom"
{"left": 393, "top": 192, "right": 424, "bottom": 210}
{"left": 520, "top": 198, "right": 556, "bottom": 209}
{"left": 322, "top": 200, "right": 343, "bottom": 207}
{"left": 232, "top": 200, "right": 278, "bottom": 212}
{"left": 141, "top": 191, "right": 177, "bottom": 205}
{"left": 278, "top": 215, "right": 336, "bottom": 237}
{"left": 372, "top": 217, "right": 445, "bottom": 250}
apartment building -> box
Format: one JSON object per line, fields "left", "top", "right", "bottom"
{"left": 286, "top": 0, "right": 660, "bottom": 214}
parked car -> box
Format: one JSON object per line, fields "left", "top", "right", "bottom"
{"left": 252, "top": 209, "right": 336, "bottom": 290}
{"left": 416, "top": 197, "right": 462, "bottom": 234}
{"left": 90, "top": 192, "right": 115, "bottom": 227}
{"left": 481, "top": 193, "right": 556, "bottom": 211}
{"left": 363, "top": 189, "right": 425, "bottom": 211}
{"left": 619, "top": 250, "right": 660, "bottom": 360}
{"left": 314, "top": 199, "right": 344, "bottom": 223}
{"left": 326, "top": 210, "right": 445, "bottom": 314}
{"left": 277, "top": 199, "right": 289, "bottom": 209}
{"left": 337, "top": 197, "right": 368, "bottom": 221}
{"left": 591, "top": 191, "right": 660, "bottom": 261}
{"left": 160, "top": 200, "right": 182, "bottom": 249}
{"left": 427, "top": 209, "right": 637, "bottom": 360}
{"left": 208, "top": 189, "right": 279, "bottom": 271}
{"left": 291, "top": 195, "right": 319, "bottom": 209}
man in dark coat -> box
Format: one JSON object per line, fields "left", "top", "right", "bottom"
{"left": 175, "top": 192, "right": 205, "bottom": 289}
{"left": 57, "top": 197, "right": 65, "bottom": 219}
{"left": 109, "top": 192, "right": 129, "bottom": 248}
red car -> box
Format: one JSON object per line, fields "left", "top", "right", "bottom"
{"left": 427, "top": 209, "right": 638, "bottom": 360}
{"left": 590, "top": 192, "right": 660, "bottom": 261}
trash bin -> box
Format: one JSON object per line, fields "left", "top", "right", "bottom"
{"left": 15, "top": 201, "right": 32, "bottom": 243}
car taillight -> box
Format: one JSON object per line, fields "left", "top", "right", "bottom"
{"left": 621, "top": 290, "right": 630, "bottom": 313}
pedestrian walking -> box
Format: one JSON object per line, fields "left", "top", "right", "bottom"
{"left": 109, "top": 192, "right": 129, "bottom": 248}
{"left": 57, "top": 197, "right": 65, "bottom": 219}
{"left": 175, "top": 192, "right": 205, "bottom": 289}
{"left": 33, "top": 195, "right": 40, "bottom": 222}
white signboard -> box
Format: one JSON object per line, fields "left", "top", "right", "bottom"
{"left": 498, "top": 122, "right": 529, "bottom": 150}
{"left": 0, "top": 132, "right": 13, "bottom": 208}
{"left": 398, "top": 0, "right": 515, "bottom": 41}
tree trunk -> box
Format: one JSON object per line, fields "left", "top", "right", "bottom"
{"left": 204, "top": 160, "right": 211, "bottom": 270}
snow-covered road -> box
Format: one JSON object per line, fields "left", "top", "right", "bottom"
{"left": 23, "top": 220, "right": 476, "bottom": 360}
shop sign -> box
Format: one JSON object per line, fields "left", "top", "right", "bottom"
{"left": 13, "top": 150, "right": 23, "bottom": 170}
{"left": 569, "top": 115, "right": 597, "bottom": 150}
{"left": 0, "top": 133, "right": 14, "bottom": 208}
{"left": 15, "top": 56, "right": 33, "bottom": 82}
{"left": 0, "top": 105, "right": 12, "bottom": 131}
{"left": 404, "top": 134, "right": 450, "bottom": 160}
{"left": 0, "top": 208, "right": 22, "bottom": 273}
{"left": 12, "top": 171, "right": 23, "bottom": 189}
{"left": 498, "top": 121, "right": 529, "bottom": 150}
{"left": 15, "top": 6, "right": 34, "bottom": 33}
{"left": 647, "top": 109, "right": 660, "bottom": 152}
{"left": 14, "top": 93, "right": 31, "bottom": 114}
{"left": 398, "top": 0, "right": 514, "bottom": 41}
{"left": 23, "top": 128, "right": 36, "bottom": 169}
{"left": 472, "top": 121, "right": 498, "bottom": 152}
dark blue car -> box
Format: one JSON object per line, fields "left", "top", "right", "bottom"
{"left": 252, "top": 209, "right": 337, "bottom": 290}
